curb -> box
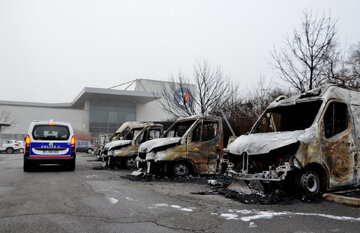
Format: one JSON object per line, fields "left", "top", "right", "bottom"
{"left": 323, "top": 189, "right": 360, "bottom": 207}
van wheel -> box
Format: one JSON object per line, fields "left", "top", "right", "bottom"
{"left": 68, "top": 159, "right": 76, "bottom": 171}
{"left": 87, "top": 148, "right": 93, "bottom": 154}
{"left": 125, "top": 157, "right": 136, "bottom": 169}
{"left": 173, "top": 162, "right": 189, "bottom": 177}
{"left": 6, "top": 147, "right": 14, "bottom": 154}
{"left": 297, "top": 170, "right": 321, "bottom": 197}
{"left": 23, "top": 159, "right": 31, "bottom": 172}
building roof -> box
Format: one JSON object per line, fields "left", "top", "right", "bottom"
{"left": 0, "top": 87, "right": 161, "bottom": 109}
{"left": 72, "top": 87, "right": 160, "bottom": 108}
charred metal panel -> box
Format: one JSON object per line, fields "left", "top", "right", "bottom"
{"left": 319, "top": 101, "right": 357, "bottom": 188}
{"left": 323, "top": 133, "right": 356, "bottom": 186}
{"left": 228, "top": 131, "right": 304, "bottom": 155}
{"left": 187, "top": 136, "right": 222, "bottom": 175}
{"left": 114, "top": 144, "right": 138, "bottom": 158}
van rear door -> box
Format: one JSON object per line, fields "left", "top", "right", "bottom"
{"left": 30, "top": 124, "right": 71, "bottom": 158}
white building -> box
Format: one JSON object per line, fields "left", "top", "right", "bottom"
{"left": 0, "top": 79, "right": 193, "bottom": 141}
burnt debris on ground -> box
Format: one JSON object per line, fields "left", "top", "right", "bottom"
{"left": 124, "top": 171, "right": 305, "bottom": 204}
{"left": 96, "top": 167, "right": 324, "bottom": 204}
{"left": 122, "top": 172, "right": 210, "bottom": 185}
{"left": 208, "top": 176, "right": 323, "bottom": 204}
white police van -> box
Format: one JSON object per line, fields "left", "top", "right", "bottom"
{"left": 24, "top": 120, "right": 76, "bottom": 171}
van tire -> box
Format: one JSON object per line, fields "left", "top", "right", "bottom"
{"left": 297, "top": 170, "right": 321, "bottom": 197}
{"left": 68, "top": 159, "right": 76, "bottom": 171}
{"left": 125, "top": 157, "right": 136, "bottom": 169}
{"left": 23, "top": 158, "right": 31, "bottom": 172}
{"left": 6, "top": 147, "right": 14, "bottom": 154}
{"left": 173, "top": 162, "right": 189, "bottom": 177}
{"left": 87, "top": 148, "right": 93, "bottom": 154}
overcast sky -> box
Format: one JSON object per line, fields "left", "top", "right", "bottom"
{"left": 0, "top": 0, "right": 359, "bottom": 103}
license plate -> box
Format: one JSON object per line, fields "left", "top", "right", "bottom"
{"left": 43, "top": 150, "right": 58, "bottom": 154}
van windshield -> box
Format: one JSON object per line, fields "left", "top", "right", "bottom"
{"left": 123, "top": 128, "right": 143, "bottom": 140}
{"left": 164, "top": 120, "right": 195, "bottom": 138}
{"left": 252, "top": 100, "right": 323, "bottom": 133}
{"left": 32, "top": 125, "right": 70, "bottom": 140}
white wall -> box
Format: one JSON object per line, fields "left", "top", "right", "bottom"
{"left": 1, "top": 105, "right": 88, "bottom": 135}
{"left": 136, "top": 100, "right": 173, "bottom": 122}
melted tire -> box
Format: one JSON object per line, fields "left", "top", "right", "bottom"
{"left": 173, "top": 162, "right": 189, "bottom": 177}
{"left": 125, "top": 157, "right": 136, "bottom": 169}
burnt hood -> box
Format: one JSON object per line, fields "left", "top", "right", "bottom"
{"left": 227, "top": 130, "right": 305, "bottom": 155}
{"left": 138, "top": 137, "right": 181, "bottom": 153}
{"left": 108, "top": 140, "right": 132, "bottom": 150}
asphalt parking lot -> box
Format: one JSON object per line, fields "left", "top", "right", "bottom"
{"left": 0, "top": 152, "right": 359, "bottom": 233}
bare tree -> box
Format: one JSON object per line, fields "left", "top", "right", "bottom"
{"left": 218, "top": 78, "right": 291, "bottom": 145}
{"left": 346, "top": 42, "right": 360, "bottom": 87}
{"left": 158, "top": 60, "right": 237, "bottom": 118}
{"left": 272, "top": 10, "right": 338, "bottom": 92}
{"left": 326, "top": 42, "right": 360, "bottom": 88}
{"left": 0, "top": 107, "right": 17, "bottom": 134}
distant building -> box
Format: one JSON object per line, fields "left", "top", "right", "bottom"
{"left": 0, "top": 79, "right": 193, "bottom": 141}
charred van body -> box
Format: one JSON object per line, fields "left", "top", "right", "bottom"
{"left": 226, "top": 84, "right": 360, "bottom": 196}
{"left": 104, "top": 122, "right": 163, "bottom": 169}
{"left": 136, "top": 115, "right": 225, "bottom": 176}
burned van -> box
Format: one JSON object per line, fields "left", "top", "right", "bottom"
{"left": 101, "top": 122, "right": 140, "bottom": 160}
{"left": 104, "top": 122, "right": 163, "bottom": 168}
{"left": 137, "top": 115, "right": 224, "bottom": 176}
{"left": 226, "top": 84, "right": 360, "bottom": 196}
{"left": 94, "top": 134, "right": 109, "bottom": 158}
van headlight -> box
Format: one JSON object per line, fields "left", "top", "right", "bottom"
{"left": 145, "top": 151, "right": 156, "bottom": 160}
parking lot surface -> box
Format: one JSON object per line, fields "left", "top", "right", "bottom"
{"left": 0, "top": 153, "right": 359, "bottom": 233}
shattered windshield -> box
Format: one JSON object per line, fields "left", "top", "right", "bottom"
{"left": 110, "top": 133, "right": 120, "bottom": 141}
{"left": 164, "top": 120, "right": 196, "bottom": 138}
{"left": 252, "top": 100, "right": 322, "bottom": 133}
{"left": 123, "top": 128, "right": 143, "bottom": 140}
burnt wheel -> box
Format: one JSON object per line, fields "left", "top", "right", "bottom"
{"left": 298, "top": 170, "right": 320, "bottom": 197}
{"left": 125, "top": 157, "right": 136, "bottom": 169}
{"left": 173, "top": 162, "right": 189, "bottom": 177}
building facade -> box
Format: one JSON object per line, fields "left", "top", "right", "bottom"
{"left": 0, "top": 79, "right": 191, "bottom": 141}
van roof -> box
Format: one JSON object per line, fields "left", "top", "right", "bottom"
{"left": 115, "top": 121, "right": 155, "bottom": 133}
{"left": 269, "top": 84, "right": 360, "bottom": 109}
{"left": 177, "top": 114, "right": 222, "bottom": 122}
{"left": 31, "top": 120, "right": 72, "bottom": 126}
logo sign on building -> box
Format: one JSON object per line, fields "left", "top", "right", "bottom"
{"left": 174, "top": 88, "right": 193, "bottom": 110}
